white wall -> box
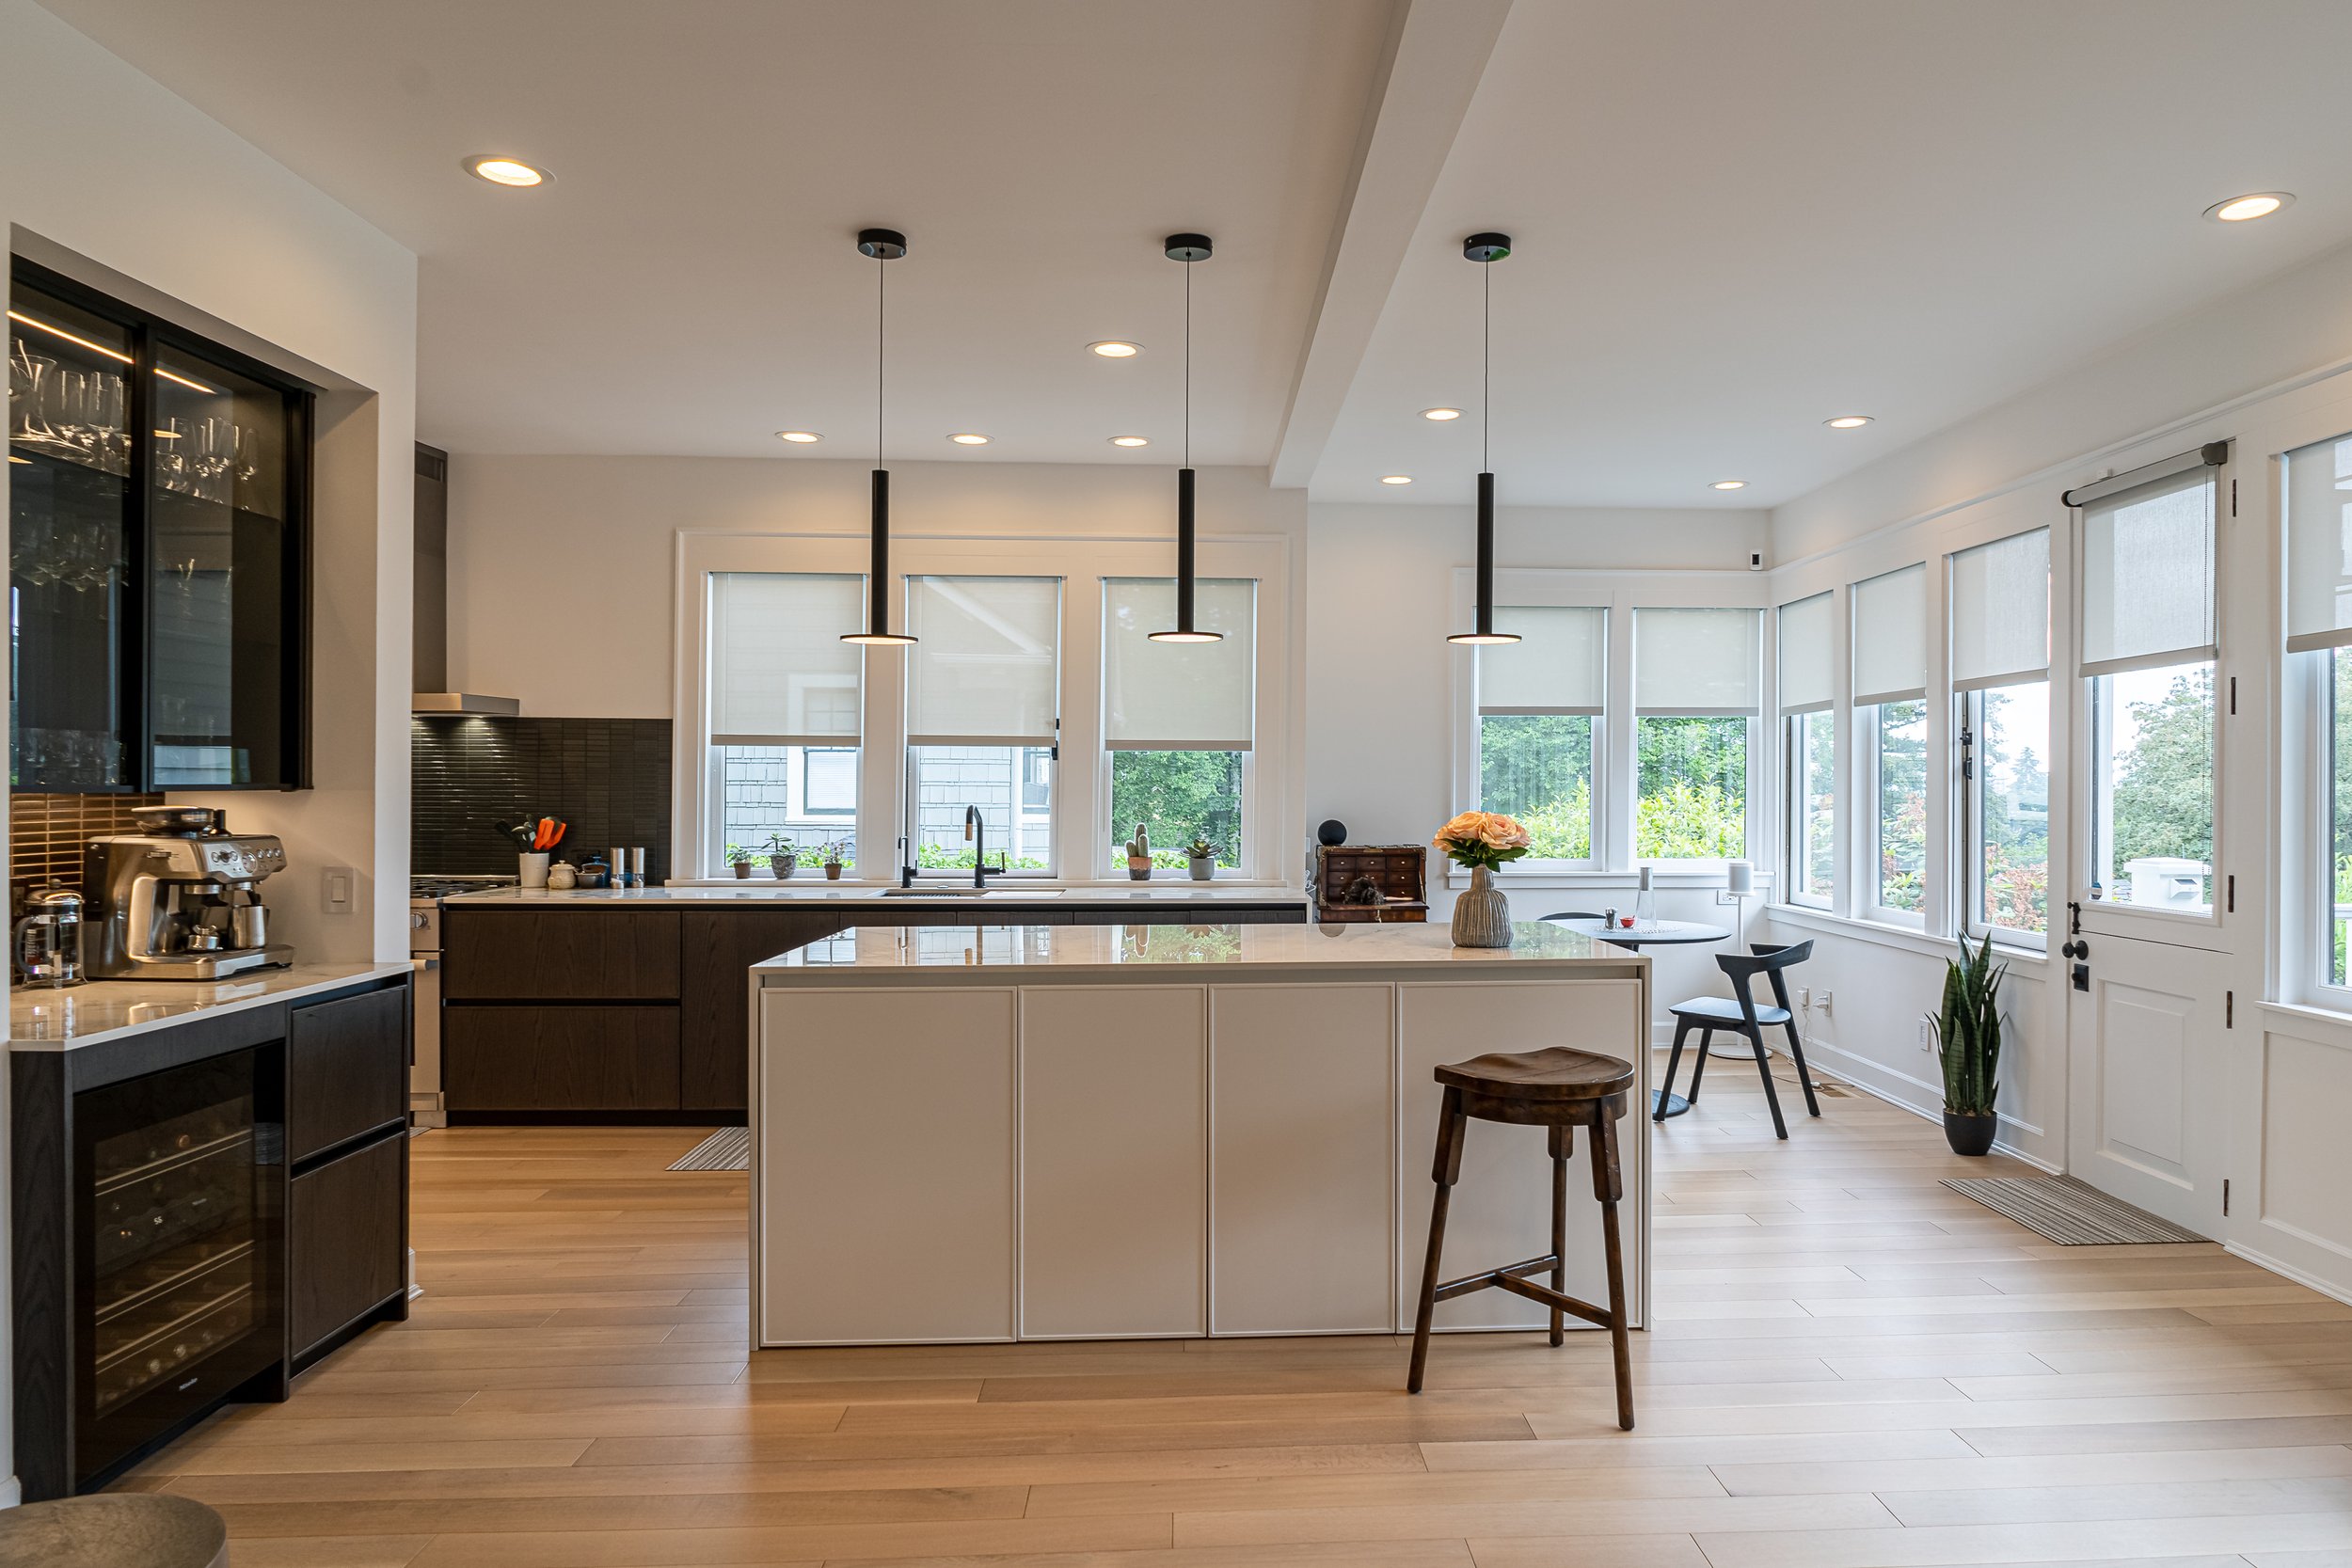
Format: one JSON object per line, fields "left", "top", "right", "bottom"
{"left": 2, "top": 0, "right": 419, "bottom": 967}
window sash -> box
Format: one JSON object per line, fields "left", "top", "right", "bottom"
{"left": 1851, "top": 563, "right": 1927, "bottom": 707}
{"left": 707, "top": 572, "right": 865, "bottom": 745}
{"left": 1633, "top": 607, "right": 1760, "bottom": 716}
{"left": 2079, "top": 467, "right": 2217, "bottom": 677}
{"left": 1777, "top": 592, "right": 1834, "bottom": 716}
{"left": 905, "top": 575, "right": 1062, "bottom": 747}
{"left": 1949, "top": 530, "right": 2051, "bottom": 692}
{"left": 2285, "top": 434, "right": 2352, "bottom": 654}
{"left": 1478, "top": 606, "right": 1608, "bottom": 717}
{"left": 1103, "top": 578, "right": 1257, "bottom": 751}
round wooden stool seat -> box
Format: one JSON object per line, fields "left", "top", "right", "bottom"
{"left": 1436, "top": 1047, "right": 1635, "bottom": 1106}
{"left": 0, "top": 1495, "right": 228, "bottom": 1568}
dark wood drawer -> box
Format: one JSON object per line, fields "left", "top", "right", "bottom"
{"left": 678, "top": 911, "right": 841, "bottom": 1112}
{"left": 289, "top": 1131, "right": 405, "bottom": 1356}
{"left": 288, "top": 985, "right": 409, "bottom": 1164}
{"left": 445, "top": 1005, "right": 681, "bottom": 1111}
{"left": 443, "top": 910, "right": 681, "bottom": 1001}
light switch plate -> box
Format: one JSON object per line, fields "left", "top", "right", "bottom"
{"left": 322, "top": 865, "right": 357, "bottom": 914}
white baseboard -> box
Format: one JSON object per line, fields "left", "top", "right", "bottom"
{"left": 2226, "top": 1240, "right": 2352, "bottom": 1308}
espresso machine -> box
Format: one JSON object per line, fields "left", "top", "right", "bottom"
{"left": 84, "top": 806, "right": 294, "bottom": 979}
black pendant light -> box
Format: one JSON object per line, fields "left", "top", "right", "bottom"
{"left": 842, "top": 227, "right": 918, "bottom": 646}
{"left": 1152, "top": 231, "right": 1222, "bottom": 643}
{"left": 1448, "top": 230, "right": 1520, "bottom": 647}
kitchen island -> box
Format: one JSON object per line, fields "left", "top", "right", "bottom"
{"left": 751, "top": 920, "right": 1648, "bottom": 1347}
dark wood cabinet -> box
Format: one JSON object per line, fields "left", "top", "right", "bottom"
{"left": 445, "top": 1005, "right": 681, "bottom": 1112}
{"left": 288, "top": 1132, "right": 405, "bottom": 1361}
{"left": 287, "top": 985, "right": 408, "bottom": 1162}
{"left": 443, "top": 911, "right": 681, "bottom": 1001}
{"left": 678, "top": 911, "right": 839, "bottom": 1111}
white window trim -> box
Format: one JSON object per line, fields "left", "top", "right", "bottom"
{"left": 675, "top": 530, "right": 1293, "bottom": 886}
{"left": 1450, "top": 567, "right": 1767, "bottom": 878}
{"left": 1862, "top": 698, "right": 1931, "bottom": 930}
{"left": 1783, "top": 708, "right": 1835, "bottom": 911}
{"left": 1955, "top": 685, "right": 2051, "bottom": 951}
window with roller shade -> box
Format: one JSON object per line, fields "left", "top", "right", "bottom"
{"left": 2080, "top": 466, "right": 2217, "bottom": 912}
{"left": 905, "top": 575, "right": 1062, "bottom": 875}
{"left": 1633, "top": 607, "right": 1756, "bottom": 860}
{"left": 1778, "top": 592, "right": 1835, "bottom": 907}
{"left": 1476, "top": 606, "right": 1606, "bottom": 863}
{"left": 1951, "top": 531, "right": 2051, "bottom": 940}
{"left": 1102, "top": 578, "right": 1254, "bottom": 871}
{"left": 706, "top": 572, "right": 866, "bottom": 868}
{"left": 1852, "top": 564, "right": 1928, "bottom": 920}
{"left": 2285, "top": 433, "right": 2352, "bottom": 987}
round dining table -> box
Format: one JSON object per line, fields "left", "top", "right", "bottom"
{"left": 1541, "top": 916, "right": 1735, "bottom": 1117}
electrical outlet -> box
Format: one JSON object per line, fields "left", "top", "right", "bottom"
{"left": 1796, "top": 986, "right": 1811, "bottom": 1009}
{"left": 1917, "top": 1017, "right": 1933, "bottom": 1053}
{"left": 1816, "top": 989, "right": 1834, "bottom": 1015}
{"left": 322, "top": 865, "right": 357, "bottom": 914}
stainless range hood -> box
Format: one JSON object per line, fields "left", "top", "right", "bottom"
{"left": 411, "top": 444, "right": 520, "bottom": 717}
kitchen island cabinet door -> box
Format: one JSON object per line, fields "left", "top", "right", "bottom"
{"left": 1208, "top": 983, "right": 1395, "bottom": 1335}
{"left": 1019, "top": 986, "right": 1206, "bottom": 1338}
{"left": 1396, "top": 979, "right": 1645, "bottom": 1332}
{"left": 757, "top": 987, "right": 1016, "bottom": 1346}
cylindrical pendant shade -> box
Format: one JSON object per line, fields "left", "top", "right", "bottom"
{"left": 1449, "top": 472, "right": 1518, "bottom": 645}
{"left": 1152, "top": 468, "right": 1221, "bottom": 642}
{"left": 841, "top": 467, "right": 916, "bottom": 644}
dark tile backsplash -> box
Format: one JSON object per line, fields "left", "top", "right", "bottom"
{"left": 412, "top": 717, "right": 672, "bottom": 883}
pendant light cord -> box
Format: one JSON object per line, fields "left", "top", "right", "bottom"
{"left": 1482, "top": 258, "right": 1490, "bottom": 473}
{"left": 1184, "top": 257, "right": 1193, "bottom": 469}
{"left": 877, "top": 255, "right": 886, "bottom": 468}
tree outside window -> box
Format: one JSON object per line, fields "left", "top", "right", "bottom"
{"left": 1636, "top": 716, "right": 1746, "bottom": 860}
{"left": 1479, "top": 715, "right": 1593, "bottom": 861}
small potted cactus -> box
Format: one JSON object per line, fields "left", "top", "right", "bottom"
{"left": 725, "top": 845, "right": 755, "bottom": 879}
{"left": 1124, "top": 823, "right": 1154, "bottom": 880}
{"left": 1185, "top": 837, "right": 1220, "bottom": 880}
{"left": 763, "top": 833, "right": 798, "bottom": 879}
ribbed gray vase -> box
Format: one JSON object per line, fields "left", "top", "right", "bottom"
{"left": 1450, "top": 864, "right": 1513, "bottom": 948}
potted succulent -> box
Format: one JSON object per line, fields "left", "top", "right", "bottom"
{"left": 1185, "top": 837, "right": 1220, "bottom": 880}
{"left": 725, "top": 845, "right": 755, "bottom": 879}
{"left": 1432, "top": 811, "right": 1531, "bottom": 948}
{"left": 821, "top": 842, "right": 848, "bottom": 881}
{"left": 1123, "top": 823, "right": 1154, "bottom": 880}
{"left": 1931, "top": 932, "right": 2006, "bottom": 1155}
{"left": 763, "top": 833, "right": 799, "bottom": 879}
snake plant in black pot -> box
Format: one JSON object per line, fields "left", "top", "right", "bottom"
{"left": 1931, "top": 933, "right": 2005, "bottom": 1155}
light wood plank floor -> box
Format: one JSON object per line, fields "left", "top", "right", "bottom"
{"left": 121, "top": 1053, "right": 2352, "bottom": 1567}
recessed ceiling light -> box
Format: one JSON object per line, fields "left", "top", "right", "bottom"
{"left": 1108, "top": 435, "right": 1151, "bottom": 448}
{"left": 1380, "top": 474, "right": 1414, "bottom": 485}
{"left": 1825, "top": 415, "right": 1873, "bottom": 429}
{"left": 1422, "top": 407, "right": 1463, "bottom": 421}
{"left": 463, "top": 155, "right": 549, "bottom": 187}
{"left": 775, "top": 431, "right": 821, "bottom": 444}
{"left": 2206, "top": 192, "right": 2293, "bottom": 223}
{"left": 948, "top": 433, "right": 990, "bottom": 445}
{"left": 1711, "top": 479, "right": 1747, "bottom": 490}
{"left": 1089, "top": 341, "right": 1142, "bottom": 358}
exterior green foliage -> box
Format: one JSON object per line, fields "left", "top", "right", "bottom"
{"left": 1975, "top": 687, "right": 2049, "bottom": 933}
{"left": 1636, "top": 716, "right": 1747, "bottom": 860}
{"left": 2109, "top": 665, "right": 2214, "bottom": 873}
{"left": 2333, "top": 651, "right": 2352, "bottom": 984}
{"left": 1110, "top": 750, "right": 1242, "bottom": 870}
{"left": 1875, "top": 702, "right": 1928, "bottom": 911}
{"left": 1931, "top": 932, "right": 2006, "bottom": 1117}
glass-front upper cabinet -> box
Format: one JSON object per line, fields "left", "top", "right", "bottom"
{"left": 8, "top": 260, "right": 310, "bottom": 792}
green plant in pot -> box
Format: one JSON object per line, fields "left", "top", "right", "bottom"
{"left": 1123, "top": 823, "right": 1153, "bottom": 881}
{"left": 725, "top": 845, "right": 755, "bottom": 879}
{"left": 763, "top": 833, "right": 798, "bottom": 879}
{"left": 1931, "top": 932, "right": 2005, "bottom": 1155}
{"left": 820, "top": 841, "right": 847, "bottom": 880}
{"left": 1184, "top": 837, "right": 1220, "bottom": 881}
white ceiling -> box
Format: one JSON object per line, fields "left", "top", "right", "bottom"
{"left": 35, "top": 0, "right": 2352, "bottom": 508}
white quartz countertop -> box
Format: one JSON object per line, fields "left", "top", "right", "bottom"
{"left": 10, "top": 962, "right": 413, "bottom": 1052}
{"left": 443, "top": 884, "right": 1308, "bottom": 908}
{"left": 755, "top": 919, "right": 1642, "bottom": 982}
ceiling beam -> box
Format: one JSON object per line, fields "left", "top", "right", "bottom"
{"left": 1267, "top": 0, "right": 1512, "bottom": 491}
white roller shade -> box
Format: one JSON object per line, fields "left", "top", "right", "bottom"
{"left": 707, "top": 572, "right": 864, "bottom": 745}
{"left": 1634, "top": 607, "right": 1760, "bottom": 716}
{"left": 1851, "top": 563, "right": 1927, "bottom": 706}
{"left": 1103, "top": 578, "right": 1255, "bottom": 751}
{"left": 1776, "top": 593, "right": 1834, "bottom": 716}
{"left": 1478, "top": 606, "right": 1607, "bottom": 715}
{"left": 2080, "top": 467, "right": 2216, "bottom": 676}
{"left": 2286, "top": 432, "right": 2352, "bottom": 654}
{"left": 906, "top": 576, "right": 1060, "bottom": 746}
{"left": 1949, "top": 529, "right": 2050, "bottom": 690}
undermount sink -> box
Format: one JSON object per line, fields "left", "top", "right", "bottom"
{"left": 879, "top": 886, "right": 1060, "bottom": 898}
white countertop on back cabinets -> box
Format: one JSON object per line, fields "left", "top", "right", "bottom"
{"left": 442, "top": 884, "right": 1310, "bottom": 909}
{"left": 755, "top": 918, "right": 1636, "bottom": 982}
{"left": 9, "top": 962, "right": 414, "bottom": 1052}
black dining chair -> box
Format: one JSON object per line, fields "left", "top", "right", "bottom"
{"left": 1655, "top": 941, "right": 1819, "bottom": 1139}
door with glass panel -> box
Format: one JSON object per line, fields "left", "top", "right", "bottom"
{"left": 2062, "top": 454, "right": 2233, "bottom": 1235}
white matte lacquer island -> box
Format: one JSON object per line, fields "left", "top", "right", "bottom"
{"left": 751, "top": 921, "right": 1649, "bottom": 1347}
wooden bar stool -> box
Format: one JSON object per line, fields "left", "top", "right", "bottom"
{"left": 1406, "top": 1046, "right": 1637, "bottom": 1430}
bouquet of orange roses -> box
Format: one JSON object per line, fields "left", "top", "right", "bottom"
{"left": 1432, "top": 810, "right": 1533, "bottom": 872}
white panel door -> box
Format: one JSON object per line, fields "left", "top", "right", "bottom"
{"left": 1021, "top": 985, "right": 1208, "bottom": 1338}
{"left": 1209, "top": 983, "right": 1395, "bottom": 1335}
{"left": 758, "top": 986, "right": 1017, "bottom": 1346}
{"left": 2064, "top": 931, "right": 2229, "bottom": 1235}
{"left": 1398, "top": 980, "right": 1646, "bottom": 1331}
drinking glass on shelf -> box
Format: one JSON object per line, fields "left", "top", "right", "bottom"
{"left": 156, "top": 417, "right": 188, "bottom": 493}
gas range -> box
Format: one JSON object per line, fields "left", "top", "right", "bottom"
{"left": 408, "top": 875, "right": 510, "bottom": 1132}
{"left": 410, "top": 874, "right": 516, "bottom": 904}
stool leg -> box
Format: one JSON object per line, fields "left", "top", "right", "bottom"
{"left": 1547, "top": 1123, "right": 1569, "bottom": 1348}
{"left": 1783, "top": 1016, "right": 1822, "bottom": 1117}
{"left": 1407, "top": 1086, "right": 1468, "bottom": 1394}
{"left": 1589, "top": 1104, "right": 1634, "bottom": 1431}
{"left": 1653, "top": 1019, "right": 1692, "bottom": 1121}
{"left": 1749, "top": 1023, "right": 1788, "bottom": 1139}
{"left": 1686, "top": 1028, "right": 1714, "bottom": 1103}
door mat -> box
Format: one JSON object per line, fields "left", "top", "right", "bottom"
{"left": 667, "top": 1127, "right": 750, "bottom": 1172}
{"left": 1941, "top": 1172, "right": 2206, "bottom": 1244}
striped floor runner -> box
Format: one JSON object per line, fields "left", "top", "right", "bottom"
{"left": 666, "top": 1126, "right": 750, "bottom": 1172}
{"left": 1942, "top": 1172, "right": 2205, "bottom": 1244}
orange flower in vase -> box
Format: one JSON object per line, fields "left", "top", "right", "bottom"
{"left": 1433, "top": 811, "right": 1533, "bottom": 871}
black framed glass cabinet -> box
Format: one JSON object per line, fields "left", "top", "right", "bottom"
{"left": 8, "top": 258, "right": 310, "bottom": 792}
